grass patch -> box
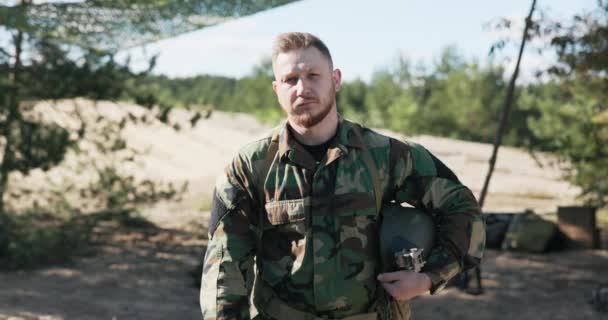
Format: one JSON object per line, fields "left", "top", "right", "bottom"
{"left": 0, "top": 211, "right": 93, "bottom": 270}
{"left": 0, "top": 209, "right": 151, "bottom": 270}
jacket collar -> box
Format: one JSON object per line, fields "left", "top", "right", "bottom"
{"left": 274, "top": 115, "right": 364, "bottom": 169}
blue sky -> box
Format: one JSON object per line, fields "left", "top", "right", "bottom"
{"left": 121, "top": 0, "right": 597, "bottom": 82}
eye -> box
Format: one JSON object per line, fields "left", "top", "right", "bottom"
{"left": 284, "top": 76, "right": 297, "bottom": 84}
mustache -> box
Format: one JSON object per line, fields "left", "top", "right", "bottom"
{"left": 294, "top": 96, "right": 319, "bottom": 106}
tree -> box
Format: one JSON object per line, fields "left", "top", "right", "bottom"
{"left": 337, "top": 79, "right": 368, "bottom": 123}
{"left": 228, "top": 58, "right": 281, "bottom": 123}
{"left": 526, "top": 81, "right": 608, "bottom": 206}
{"left": 524, "top": 1, "right": 608, "bottom": 206}
{"left": 364, "top": 70, "right": 403, "bottom": 128}
{"left": 0, "top": 0, "right": 300, "bottom": 212}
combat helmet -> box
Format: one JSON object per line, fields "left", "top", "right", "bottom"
{"left": 379, "top": 203, "right": 436, "bottom": 273}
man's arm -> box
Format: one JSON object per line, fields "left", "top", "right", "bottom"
{"left": 200, "top": 161, "right": 257, "bottom": 320}
{"left": 390, "top": 139, "right": 485, "bottom": 294}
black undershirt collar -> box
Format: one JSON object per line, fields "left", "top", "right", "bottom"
{"left": 288, "top": 125, "right": 337, "bottom": 163}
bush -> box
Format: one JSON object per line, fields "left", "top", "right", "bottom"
{"left": 0, "top": 209, "right": 151, "bottom": 270}
{"left": 0, "top": 211, "right": 94, "bottom": 270}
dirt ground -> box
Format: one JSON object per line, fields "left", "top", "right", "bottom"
{"left": 0, "top": 219, "right": 206, "bottom": 320}
{"left": 1, "top": 219, "right": 607, "bottom": 320}
{"left": 411, "top": 249, "right": 608, "bottom": 320}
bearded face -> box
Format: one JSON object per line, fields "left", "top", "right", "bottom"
{"left": 272, "top": 47, "right": 341, "bottom": 128}
{"left": 287, "top": 79, "right": 335, "bottom": 128}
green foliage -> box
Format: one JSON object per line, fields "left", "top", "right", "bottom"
{"left": 338, "top": 48, "right": 534, "bottom": 146}
{"left": 124, "top": 49, "right": 538, "bottom": 148}
{"left": 18, "top": 42, "right": 135, "bottom": 100}
{"left": 231, "top": 75, "right": 282, "bottom": 124}
{"left": 126, "top": 74, "right": 237, "bottom": 111}
{"left": 0, "top": 210, "right": 93, "bottom": 270}
{"left": 87, "top": 166, "right": 182, "bottom": 210}
{"left": 544, "top": 1, "right": 608, "bottom": 80}
{"left": 0, "top": 208, "right": 157, "bottom": 270}
{"left": 126, "top": 58, "right": 282, "bottom": 124}
{"left": 0, "top": 39, "right": 145, "bottom": 211}
{"left": 524, "top": 79, "right": 608, "bottom": 206}
{"left": 220, "top": 58, "right": 281, "bottom": 124}
{"left": 119, "top": 51, "right": 536, "bottom": 145}
{"left": 337, "top": 79, "right": 368, "bottom": 122}
{"left": 5, "top": 119, "right": 70, "bottom": 174}
{"left": 364, "top": 71, "right": 403, "bottom": 128}
{"left": 517, "top": 2, "right": 608, "bottom": 207}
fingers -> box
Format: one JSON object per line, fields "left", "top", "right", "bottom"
{"left": 378, "top": 271, "right": 426, "bottom": 301}
{"left": 377, "top": 271, "right": 404, "bottom": 283}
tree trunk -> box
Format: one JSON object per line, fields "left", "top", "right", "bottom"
{"left": 478, "top": 0, "right": 537, "bottom": 208}
{"left": 0, "top": 2, "right": 26, "bottom": 213}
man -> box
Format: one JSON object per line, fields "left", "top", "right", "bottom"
{"left": 200, "top": 32, "right": 485, "bottom": 320}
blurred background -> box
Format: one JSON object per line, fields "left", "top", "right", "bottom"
{"left": 0, "top": 0, "right": 607, "bottom": 319}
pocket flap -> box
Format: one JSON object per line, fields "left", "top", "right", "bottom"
{"left": 264, "top": 197, "right": 309, "bottom": 225}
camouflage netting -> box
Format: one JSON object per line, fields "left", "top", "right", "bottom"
{"left": 0, "top": 0, "right": 300, "bottom": 52}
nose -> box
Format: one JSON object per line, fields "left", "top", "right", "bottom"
{"left": 296, "top": 78, "right": 311, "bottom": 96}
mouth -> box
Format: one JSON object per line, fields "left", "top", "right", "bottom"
{"left": 295, "top": 99, "right": 318, "bottom": 108}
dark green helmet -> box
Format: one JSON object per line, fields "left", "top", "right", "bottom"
{"left": 379, "top": 203, "right": 435, "bottom": 272}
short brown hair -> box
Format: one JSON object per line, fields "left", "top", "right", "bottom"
{"left": 272, "top": 32, "right": 333, "bottom": 69}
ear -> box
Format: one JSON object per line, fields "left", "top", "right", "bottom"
{"left": 272, "top": 80, "right": 278, "bottom": 93}
{"left": 332, "top": 69, "right": 342, "bottom": 92}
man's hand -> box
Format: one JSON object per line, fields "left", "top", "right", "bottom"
{"left": 377, "top": 271, "right": 432, "bottom": 301}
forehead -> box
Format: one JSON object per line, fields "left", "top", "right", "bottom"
{"left": 273, "top": 47, "right": 330, "bottom": 75}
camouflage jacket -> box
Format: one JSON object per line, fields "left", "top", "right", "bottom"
{"left": 200, "top": 117, "right": 485, "bottom": 319}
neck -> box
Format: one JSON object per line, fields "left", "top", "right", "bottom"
{"left": 288, "top": 108, "right": 338, "bottom": 146}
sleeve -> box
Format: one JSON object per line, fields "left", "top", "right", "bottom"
{"left": 200, "top": 156, "right": 257, "bottom": 320}
{"left": 390, "top": 139, "right": 485, "bottom": 294}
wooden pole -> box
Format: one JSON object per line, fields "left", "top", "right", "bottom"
{"left": 478, "top": 0, "right": 537, "bottom": 208}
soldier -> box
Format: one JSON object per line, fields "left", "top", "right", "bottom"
{"left": 200, "top": 32, "right": 485, "bottom": 320}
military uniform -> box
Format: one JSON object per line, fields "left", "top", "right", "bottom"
{"left": 200, "top": 116, "right": 485, "bottom": 320}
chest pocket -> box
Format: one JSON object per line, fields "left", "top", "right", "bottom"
{"left": 264, "top": 198, "right": 307, "bottom": 225}
{"left": 259, "top": 198, "right": 309, "bottom": 286}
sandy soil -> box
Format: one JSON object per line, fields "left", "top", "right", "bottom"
{"left": 7, "top": 98, "right": 581, "bottom": 225}
{"left": 2, "top": 99, "right": 605, "bottom": 320}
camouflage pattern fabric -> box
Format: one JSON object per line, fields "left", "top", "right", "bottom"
{"left": 200, "top": 116, "right": 485, "bottom": 320}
